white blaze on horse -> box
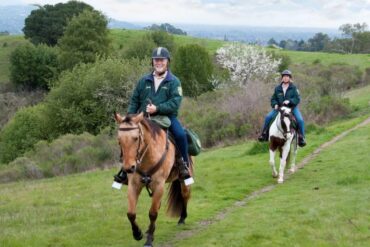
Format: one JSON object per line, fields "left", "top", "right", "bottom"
{"left": 268, "top": 106, "right": 298, "bottom": 184}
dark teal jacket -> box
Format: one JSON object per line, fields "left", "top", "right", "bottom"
{"left": 127, "top": 71, "right": 182, "bottom": 117}
{"left": 271, "top": 82, "right": 300, "bottom": 108}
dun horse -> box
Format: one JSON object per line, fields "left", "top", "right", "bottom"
{"left": 268, "top": 106, "right": 298, "bottom": 183}
{"left": 114, "top": 112, "right": 192, "bottom": 247}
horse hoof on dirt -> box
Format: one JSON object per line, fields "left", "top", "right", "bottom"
{"left": 134, "top": 230, "right": 143, "bottom": 241}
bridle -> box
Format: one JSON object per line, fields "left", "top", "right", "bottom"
{"left": 278, "top": 108, "right": 294, "bottom": 139}
{"left": 118, "top": 122, "right": 169, "bottom": 197}
{"left": 118, "top": 125, "right": 148, "bottom": 174}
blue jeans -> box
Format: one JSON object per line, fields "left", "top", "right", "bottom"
{"left": 169, "top": 116, "right": 189, "bottom": 163}
{"left": 263, "top": 108, "right": 305, "bottom": 136}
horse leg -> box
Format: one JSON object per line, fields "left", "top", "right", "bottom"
{"left": 178, "top": 182, "right": 191, "bottom": 225}
{"left": 127, "top": 185, "right": 143, "bottom": 241}
{"left": 269, "top": 149, "right": 278, "bottom": 178}
{"left": 144, "top": 184, "right": 164, "bottom": 247}
{"left": 289, "top": 137, "right": 298, "bottom": 173}
{"left": 278, "top": 143, "right": 290, "bottom": 183}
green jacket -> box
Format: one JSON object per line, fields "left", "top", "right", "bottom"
{"left": 127, "top": 71, "right": 183, "bottom": 117}
{"left": 271, "top": 82, "right": 300, "bottom": 108}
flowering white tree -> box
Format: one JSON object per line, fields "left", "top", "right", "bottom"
{"left": 216, "top": 43, "right": 281, "bottom": 87}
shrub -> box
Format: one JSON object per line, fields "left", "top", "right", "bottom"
{"left": 0, "top": 104, "right": 50, "bottom": 163}
{"left": 172, "top": 44, "right": 214, "bottom": 97}
{"left": 9, "top": 44, "right": 59, "bottom": 89}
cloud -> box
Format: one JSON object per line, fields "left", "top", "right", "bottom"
{"left": 6, "top": 0, "right": 370, "bottom": 28}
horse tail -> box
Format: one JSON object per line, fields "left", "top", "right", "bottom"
{"left": 166, "top": 179, "right": 184, "bottom": 217}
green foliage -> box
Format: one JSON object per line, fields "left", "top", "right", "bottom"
{"left": 58, "top": 9, "right": 111, "bottom": 70}
{"left": 150, "top": 30, "right": 176, "bottom": 52}
{"left": 23, "top": 1, "right": 93, "bottom": 46}
{"left": 173, "top": 44, "right": 214, "bottom": 97}
{"left": 267, "top": 50, "right": 292, "bottom": 72}
{"left": 124, "top": 38, "right": 156, "bottom": 60}
{"left": 0, "top": 130, "right": 118, "bottom": 182}
{"left": 9, "top": 43, "right": 58, "bottom": 89}
{"left": 0, "top": 104, "right": 50, "bottom": 163}
{"left": 45, "top": 57, "right": 149, "bottom": 138}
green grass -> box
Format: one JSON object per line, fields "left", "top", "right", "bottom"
{"left": 276, "top": 49, "right": 370, "bottom": 71}
{"left": 173, "top": 123, "right": 370, "bottom": 247}
{"left": 0, "top": 113, "right": 369, "bottom": 247}
{"left": 345, "top": 84, "right": 370, "bottom": 110}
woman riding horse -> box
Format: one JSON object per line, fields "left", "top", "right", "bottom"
{"left": 114, "top": 47, "right": 192, "bottom": 185}
{"left": 258, "top": 70, "right": 306, "bottom": 147}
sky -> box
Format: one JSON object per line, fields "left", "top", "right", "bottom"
{"left": 1, "top": 0, "right": 369, "bottom": 28}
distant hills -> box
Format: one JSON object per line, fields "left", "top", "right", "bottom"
{"left": 0, "top": 5, "right": 340, "bottom": 44}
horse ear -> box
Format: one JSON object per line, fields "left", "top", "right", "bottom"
{"left": 114, "top": 112, "right": 124, "bottom": 123}
{"left": 131, "top": 112, "right": 144, "bottom": 123}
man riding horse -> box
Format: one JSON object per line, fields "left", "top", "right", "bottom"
{"left": 258, "top": 70, "right": 306, "bottom": 147}
{"left": 114, "top": 47, "right": 192, "bottom": 185}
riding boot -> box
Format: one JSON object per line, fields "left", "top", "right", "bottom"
{"left": 179, "top": 159, "right": 191, "bottom": 179}
{"left": 113, "top": 168, "right": 128, "bottom": 185}
{"left": 298, "top": 134, "right": 306, "bottom": 147}
{"left": 258, "top": 128, "right": 268, "bottom": 142}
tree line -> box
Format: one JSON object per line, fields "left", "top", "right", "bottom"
{"left": 268, "top": 23, "right": 369, "bottom": 54}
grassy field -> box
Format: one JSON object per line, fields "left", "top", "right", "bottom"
{"left": 1, "top": 84, "right": 370, "bottom": 246}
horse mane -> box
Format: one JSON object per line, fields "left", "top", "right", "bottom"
{"left": 123, "top": 114, "right": 162, "bottom": 139}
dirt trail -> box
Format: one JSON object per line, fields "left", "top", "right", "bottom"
{"left": 160, "top": 116, "right": 370, "bottom": 247}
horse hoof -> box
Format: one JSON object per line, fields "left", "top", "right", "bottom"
{"left": 289, "top": 168, "right": 296, "bottom": 173}
{"left": 144, "top": 245, "right": 152, "bottom": 247}
{"left": 272, "top": 173, "right": 278, "bottom": 178}
{"left": 178, "top": 219, "right": 185, "bottom": 225}
{"left": 277, "top": 178, "right": 284, "bottom": 184}
{"left": 134, "top": 230, "right": 143, "bottom": 241}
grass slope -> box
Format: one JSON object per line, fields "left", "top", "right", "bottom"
{"left": 0, "top": 114, "right": 368, "bottom": 247}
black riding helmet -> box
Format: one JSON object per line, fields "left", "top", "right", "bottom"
{"left": 281, "top": 69, "right": 292, "bottom": 78}
{"left": 152, "top": 47, "right": 170, "bottom": 61}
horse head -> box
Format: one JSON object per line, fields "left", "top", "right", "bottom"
{"left": 279, "top": 106, "right": 294, "bottom": 140}
{"left": 114, "top": 112, "right": 147, "bottom": 174}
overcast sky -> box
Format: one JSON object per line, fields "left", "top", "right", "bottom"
{"left": 1, "top": 0, "right": 369, "bottom": 28}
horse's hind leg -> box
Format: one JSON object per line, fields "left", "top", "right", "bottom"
{"left": 269, "top": 149, "right": 278, "bottom": 178}
{"left": 289, "top": 137, "right": 298, "bottom": 173}
{"left": 127, "top": 185, "right": 143, "bottom": 241}
{"left": 178, "top": 183, "right": 191, "bottom": 225}
{"left": 144, "top": 184, "right": 164, "bottom": 247}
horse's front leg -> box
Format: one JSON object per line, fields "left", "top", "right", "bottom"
{"left": 269, "top": 148, "right": 278, "bottom": 178}
{"left": 144, "top": 182, "right": 164, "bottom": 247}
{"left": 278, "top": 142, "right": 291, "bottom": 183}
{"left": 127, "top": 183, "right": 143, "bottom": 241}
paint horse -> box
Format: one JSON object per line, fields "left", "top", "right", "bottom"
{"left": 268, "top": 106, "right": 298, "bottom": 183}
{"left": 114, "top": 112, "right": 192, "bottom": 247}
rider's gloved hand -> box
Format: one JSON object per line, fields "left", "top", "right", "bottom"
{"left": 274, "top": 104, "right": 279, "bottom": 110}
{"left": 283, "top": 100, "right": 290, "bottom": 105}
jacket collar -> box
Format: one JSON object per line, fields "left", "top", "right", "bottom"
{"left": 144, "top": 70, "right": 174, "bottom": 83}
{"left": 278, "top": 82, "right": 294, "bottom": 90}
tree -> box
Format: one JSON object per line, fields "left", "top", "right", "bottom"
{"left": 307, "top": 32, "right": 330, "bottom": 51}
{"left": 23, "top": 1, "right": 93, "bottom": 46}
{"left": 172, "top": 44, "right": 214, "bottom": 97}
{"left": 145, "top": 23, "right": 187, "bottom": 35}
{"left": 216, "top": 43, "right": 281, "bottom": 87}
{"left": 150, "top": 30, "right": 176, "bottom": 52}
{"left": 9, "top": 43, "right": 59, "bottom": 89}
{"left": 58, "top": 9, "right": 111, "bottom": 70}
{"left": 267, "top": 38, "right": 278, "bottom": 46}
{"left": 339, "top": 22, "right": 368, "bottom": 53}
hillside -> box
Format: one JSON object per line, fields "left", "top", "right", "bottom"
{"left": 1, "top": 29, "right": 369, "bottom": 85}
{"left": 1, "top": 82, "right": 370, "bottom": 246}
